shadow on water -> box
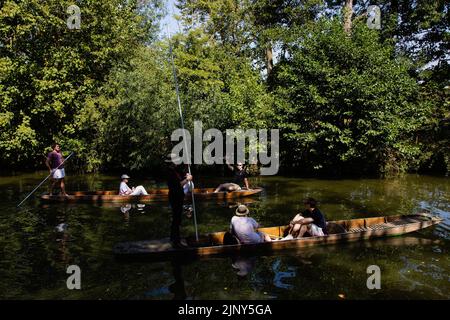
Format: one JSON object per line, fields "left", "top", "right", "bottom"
{"left": 115, "top": 234, "right": 448, "bottom": 300}
{"left": 143, "top": 258, "right": 188, "bottom": 300}
{"left": 0, "top": 173, "right": 448, "bottom": 299}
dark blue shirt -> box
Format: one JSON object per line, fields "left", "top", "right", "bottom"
{"left": 302, "top": 208, "right": 328, "bottom": 234}
{"left": 167, "top": 168, "right": 185, "bottom": 204}
{"left": 233, "top": 169, "right": 247, "bottom": 186}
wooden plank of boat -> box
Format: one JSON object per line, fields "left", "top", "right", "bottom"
{"left": 40, "top": 196, "right": 260, "bottom": 209}
{"left": 113, "top": 213, "right": 443, "bottom": 260}
{"left": 40, "top": 187, "right": 263, "bottom": 203}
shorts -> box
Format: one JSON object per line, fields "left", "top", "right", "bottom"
{"left": 309, "top": 224, "right": 325, "bottom": 236}
{"left": 52, "top": 168, "right": 65, "bottom": 179}
{"left": 183, "top": 181, "right": 194, "bottom": 194}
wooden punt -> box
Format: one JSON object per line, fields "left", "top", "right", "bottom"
{"left": 40, "top": 197, "right": 260, "bottom": 209}
{"left": 113, "top": 213, "right": 443, "bottom": 260}
{"left": 40, "top": 187, "right": 263, "bottom": 203}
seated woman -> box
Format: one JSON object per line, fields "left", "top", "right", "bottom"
{"left": 230, "top": 205, "right": 272, "bottom": 244}
{"left": 214, "top": 163, "right": 250, "bottom": 193}
{"left": 287, "top": 198, "right": 328, "bottom": 238}
{"left": 119, "top": 174, "right": 148, "bottom": 196}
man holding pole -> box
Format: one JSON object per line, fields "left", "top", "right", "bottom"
{"left": 45, "top": 143, "right": 69, "bottom": 196}
{"left": 166, "top": 31, "right": 200, "bottom": 245}
{"left": 166, "top": 153, "right": 193, "bottom": 248}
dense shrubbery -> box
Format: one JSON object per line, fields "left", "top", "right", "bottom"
{"left": 270, "top": 19, "right": 431, "bottom": 176}
{"left": 0, "top": 0, "right": 448, "bottom": 176}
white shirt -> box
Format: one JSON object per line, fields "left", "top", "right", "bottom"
{"left": 119, "top": 181, "right": 131, "bottom": 195}
{"left": 230, "top": 216, "right": 263, "bottom": 244}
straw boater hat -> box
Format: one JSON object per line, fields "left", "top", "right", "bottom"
{"left": 235, "top": 204, "right": 249, "bottom": 216}
{"left": 121, "top": 174, "right": 130, "bottom": 179}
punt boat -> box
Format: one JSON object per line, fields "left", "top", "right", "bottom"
{"left": 40, "top": 187, "right": 263, "bottom": 203}
{"left": 113, "top": 213, "right": 442, "bottom": 260}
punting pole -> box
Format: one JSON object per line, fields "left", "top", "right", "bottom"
{"left": 17, "top": 152, "right": 74, "bottom": 207}
{"left": 167, "top": 27, "right": 199, "bottom": 241}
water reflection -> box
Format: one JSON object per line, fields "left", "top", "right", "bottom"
{"left": 272, "top": 258, "right": 296, "bottom": 289}
{"left": 143, "top": 259, "right": 188, "bottom": 300}
{"left": 118, "top": 203, "right": 149, "bottom": 222}
{"left": 231, "top": 256, "right": 256, "bottom": 277}
{"left": 183, "top": 205, "right": 193, "bottom": 219}
{"left": 169, "top": 260, "right": 187, "bottom": 300}
{"left": 0, "top": 173, "right": 449, "bottom": 299}
{"left": 222, "top": 198, "right": 260, "bottom": 208}
{"left": 55, "top": 222, "right": 71, "bottom": 264}
{"left": 120, "top": 204, "right": 132, "bottom": 221}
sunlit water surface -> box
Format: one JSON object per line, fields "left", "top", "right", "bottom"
{"left": 0, "top": 172, "right": 448, "bottom": 299}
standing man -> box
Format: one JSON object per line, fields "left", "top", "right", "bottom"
{"left": 45, "top": 143, "right": 68, "bottom": 196}
{"left": 166, "top": 153, "right": 193, "bottom": 248}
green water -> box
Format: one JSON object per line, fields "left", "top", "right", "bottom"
{"left": 0, "top": 172, "right": 448, "bottom": 299}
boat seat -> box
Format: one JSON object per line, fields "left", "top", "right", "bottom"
{"left": 326, "top": 222, "right": 347, "bottom": 234}
{"left": 390, "top": 218, "right": 419, "bottom": 225}
{"left": 349, "top": 227, "right": 367, "bottom": 232}
{"left": 368, "top": 224, "right": 385, "bottom": 230}
{"left": 367, "top": 223, "right": 396, "bottom": 230}
{"left": 223, "top": 232, "right": 241, "bottom": 245}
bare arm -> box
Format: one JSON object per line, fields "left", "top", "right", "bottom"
{"left": 223, "top": 155, "right": 234, "bottom": 171}
{"left": 179, "top": 173, "right": 193, "bottom": 187}
{"left": 244, "top": 177, "right": 250, "bottom": 189}
{"left": 293, "top": 217, "right": 313, "bottom": 225}
{"left": 45, "top": 158, "right": 51, "bottom": 172}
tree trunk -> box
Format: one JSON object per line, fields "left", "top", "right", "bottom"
{"left": 266, "top": 45, "right": 273, "bottom": 75}
{"left": 343, "top": 0, "right": 353, "bottom": 34}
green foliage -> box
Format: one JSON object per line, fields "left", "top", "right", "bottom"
{"left": 86, "top": 27, "right": 273, "bottom": 172}
{"left": 375, "top": 0, "right": 450, "bottom": 174}
{"left": 93, "top": 45, "right": 178, "bottom": 171}
{"left": 0, "top": 0, "right": 163, "bottom": 169}
{"left": 0, "top": 0, "right": 447, "bottom": 176}
{"left": 177, "top": 0, "right": 252, "bottom": 52}
{"left": 270, "top": 18, "right": 432, "bottom": 176}
{"left": 172, "top": 28, "right": 272, "bottom": 131}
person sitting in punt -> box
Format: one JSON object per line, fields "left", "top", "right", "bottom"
{"left": 214, "top": 162, "right": 250, "bottom": 193}
{"left": 230, "top": 205, "right": 272, "bottom": 244}
{"left": 119, "top": 174, "right": 148, "bottom": 196}
{"left": 287, "top": 198, "right": 328, "bottom": 238}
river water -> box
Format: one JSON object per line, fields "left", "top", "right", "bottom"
{"left": 0, "top": 172, "right": 448, "bottom": 299}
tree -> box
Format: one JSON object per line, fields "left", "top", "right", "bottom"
{"left": 177, "top": 0, "right": 252, "bottom": 54}
{"left": 375, "top": 0, "right": 450, "bottom": 173}
{"left": 270, "top": 18, "right": 431, "bottom": 176}
{"left": 343, "top": 0, "right": 353, "bottom": 33}
{"left": 92, "top": 45, "right": 178, "bottom": 171}
{"left": 0, "top": 0, "right": 163, "bottom": 169}
{"left": 250, "top": 0, "right": 323, "bottom": 75}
